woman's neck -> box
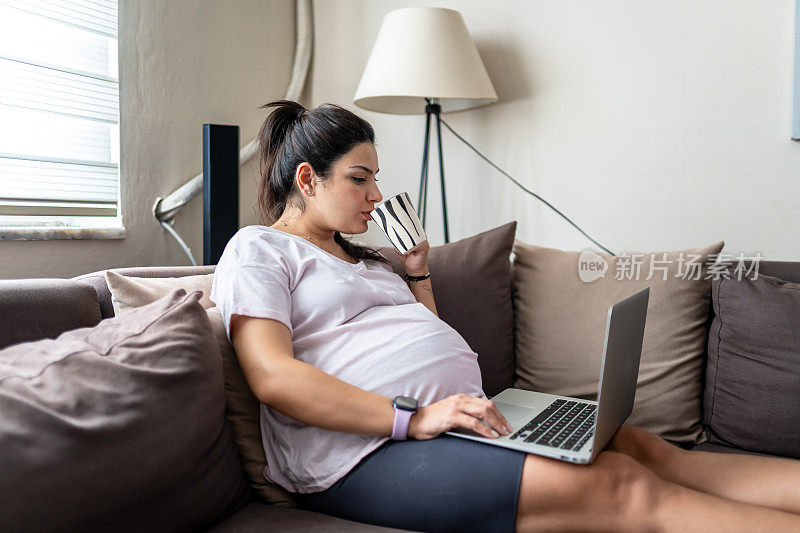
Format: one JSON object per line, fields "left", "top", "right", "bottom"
{"left": 272, "top": 214, "right": 337, "bottom": 250}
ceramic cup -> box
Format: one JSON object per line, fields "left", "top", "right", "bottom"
{"left": 369, "top": 192, "right": 428, "bottom": 254}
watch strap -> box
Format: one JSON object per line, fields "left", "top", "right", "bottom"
{"left": 391, "top": 406, "right": 413, "bottom": 440}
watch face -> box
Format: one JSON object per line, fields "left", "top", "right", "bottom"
{"left": 393, "top": 396, "right": 418, "bottom": 411}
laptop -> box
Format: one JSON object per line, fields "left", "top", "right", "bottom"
{"left": 445, "top": 287, "right": 649, "bottom": 465}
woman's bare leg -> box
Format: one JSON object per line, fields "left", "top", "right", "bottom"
{"left": 514, "top": 450, "right": 800, "bottom": 532}
{"left": 609, "top": 425, "right": 800, "bottom": 515}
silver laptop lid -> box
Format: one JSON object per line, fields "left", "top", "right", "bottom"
{"left": 591, "top": 287, "right": 649, "bottom": 461}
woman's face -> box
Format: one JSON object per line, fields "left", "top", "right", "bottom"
{"left": 314, "top": 142, "right": 382, "bottom": 234}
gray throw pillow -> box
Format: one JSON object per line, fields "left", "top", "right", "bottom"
{"left": 704, "top": 272, "right": 800, "bottom": 457}
{"left": 377, "top": 221, "right": 517, "bottom": 397}
{"left": 0, "top": 289, "right": 248, "bottom": 532}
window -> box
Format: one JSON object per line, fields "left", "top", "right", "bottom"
{"left": 0, "top": 0, "right": 120, "bottom": 229}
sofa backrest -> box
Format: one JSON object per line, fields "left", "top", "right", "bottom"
{"left": 73, "top": 259, "right": 800, "bottom": 323}
{"left": 3, "top": 259, "right": 800, "bottom": 377}
{"left": 0, "top": 279, "right": 102, "bottom": 350}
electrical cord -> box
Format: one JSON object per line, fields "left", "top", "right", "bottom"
{"left": 438, "top": 118, "right": 615, "bottom": 256}
{"left": 160, "top": 219, "right": 198, "bottom": 266}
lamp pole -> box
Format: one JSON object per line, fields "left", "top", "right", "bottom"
{"left": 417, "top": 98, "right": 450, "bottom": 243}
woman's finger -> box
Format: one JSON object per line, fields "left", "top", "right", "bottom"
{"left": 489, "top": 401, "right": 514, "bottom": 432}
{"left": 478, "top": 398, "right": 512, "bottom": 429}
{"left": 459, "top": 398, "right": 511, "bottom": 436}
{"left": 457, "top": 413, "right": 499, "bottom": 439}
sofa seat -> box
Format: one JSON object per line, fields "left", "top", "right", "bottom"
{"left": 206, "top": 502, "right": 413, "bottom": 532}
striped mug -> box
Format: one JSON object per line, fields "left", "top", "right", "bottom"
{"left": 369, "top": 192, "right": 428, "bottom": 254}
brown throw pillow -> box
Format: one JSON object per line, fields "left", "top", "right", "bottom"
{"left": 704, "top": 271, "right": 800, "bottom": 457}
{"left": 0, "top": 290, "right": 248, "bottom": 532}
{"left": 377, "top": 221, "right": 517, "bottom": 397}
{"left": 104, "top": 272, "right": 296, "bottom": 507}
{"left": 206, "top": 307, "right": 297, "bottom": 507}
{"left": 512, "top": 241, "right": 724, "bottom": 444}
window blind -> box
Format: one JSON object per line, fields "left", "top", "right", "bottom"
{"left": 0, "top": 0, "right": 119, "bottom": 218}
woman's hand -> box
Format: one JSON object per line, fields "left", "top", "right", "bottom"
{"left": 394, "top": 240, "right": 430, "bottom": 276}
{"left": 408, "top": 394, "right": 514, "bottom": 440}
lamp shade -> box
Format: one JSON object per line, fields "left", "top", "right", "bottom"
{"left": 354, "top": 7, "right": 497, "bottom": 115}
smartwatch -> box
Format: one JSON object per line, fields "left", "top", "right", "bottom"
{"left": 391, "top": 395, "right": 419, "bottom": 440}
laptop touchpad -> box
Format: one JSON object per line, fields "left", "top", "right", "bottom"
{"left": 494, "top": 401, "right": 539, "bottom": 426}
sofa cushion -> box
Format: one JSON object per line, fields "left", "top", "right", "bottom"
{"left": 704, "top": 271, "right": 800, "bottom": 458}
{"left": 377, "top": 221, "right": 517, "bottom": 397}
{"left": 0, "top": 289, "right": 249, "bottom": 532}
{"left": 511, "top": 241, "right": 723, "bottom": 444}
{"left": 103, "top": 272, "right": 296, "bottom": 507}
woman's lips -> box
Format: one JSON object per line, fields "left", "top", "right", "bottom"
{"left": 361, "top": 212, "right": 371, "bottom": 221}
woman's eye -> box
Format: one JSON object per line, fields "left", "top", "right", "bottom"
{"left": 353, "top": 177, "right": 378, "bottom": 183}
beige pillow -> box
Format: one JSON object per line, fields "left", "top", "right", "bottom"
{"left": 104, "top": 272, "right": 297, "bottom": 507}
{"left": 511, "top": 241, "right": 724, "bottom": 444}
{"left": 105, "top": 271, "right": 216, "bottom": 314}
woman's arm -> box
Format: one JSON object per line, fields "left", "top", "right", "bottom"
{"left": 392, "top": 242, "right": 437, "bottom": 316}
{"left": 232, "top": 313, "right": 397, "bottom": 437}
{"left": 406, "top": 269, "right": 438, "bottom": 317}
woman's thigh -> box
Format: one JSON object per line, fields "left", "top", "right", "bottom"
{"left": 296, "top": 435, "right": 527, "bottom": 533}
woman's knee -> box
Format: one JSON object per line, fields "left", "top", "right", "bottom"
{"left": 516, "top": 451, "right": 665, "bottom": 532}
{"left": 610, "top": 425, "right": 681, "bottom": 467}
{"left": 598, "top": 452, "right": 663, "bottom": 516}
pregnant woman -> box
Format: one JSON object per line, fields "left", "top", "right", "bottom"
{"left": 210, "top": 100, "right": 800, "bottom": 532}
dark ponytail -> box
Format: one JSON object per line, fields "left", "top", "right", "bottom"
{"left": 256, "top": 100, "right": 390, "bottom": 266}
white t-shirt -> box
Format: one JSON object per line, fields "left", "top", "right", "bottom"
{"left": 210, "top": 225, "right": 486, "bottom": 493}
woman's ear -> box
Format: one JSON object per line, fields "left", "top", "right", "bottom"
{"left": 295, "top": 162, "right": 315, "bottom": 196}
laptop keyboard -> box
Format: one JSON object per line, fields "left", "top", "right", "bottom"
{"left": 509, "top": 399, "right": 596, "bottom": 452}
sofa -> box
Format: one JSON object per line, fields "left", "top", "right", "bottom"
{"left": 1, "top": 221, "right": 798, "bottom": 532}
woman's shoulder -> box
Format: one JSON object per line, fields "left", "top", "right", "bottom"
{"left": 229, "top": 224, "right": 294, "bottom": 247}
{"left": 223, "top": 225, "right": 299, "bottom": 268}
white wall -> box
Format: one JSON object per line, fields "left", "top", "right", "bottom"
{"left": 0, "top": 0, "right": 295, "bottom": 279}
{"left": 313, "top": 0, "right": 800, "bottom": 260}
{"left": 3, "top": 0, "right": 797, "bottom": 280}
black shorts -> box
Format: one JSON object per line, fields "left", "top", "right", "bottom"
{"left": 295, "top": 435, "right": 527, "bottom": 533}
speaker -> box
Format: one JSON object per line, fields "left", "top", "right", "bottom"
{"left": 203, "top": 124, "right": 239, "bottom": 266}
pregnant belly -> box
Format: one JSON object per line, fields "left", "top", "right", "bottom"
{"left": 293, "top": 303, "right": 486, "bottom": 404}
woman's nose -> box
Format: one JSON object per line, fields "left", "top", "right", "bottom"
{"left": 370, "top": 186, "right": 382, "bottom": 203}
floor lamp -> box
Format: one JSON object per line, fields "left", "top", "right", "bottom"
{"left": 354, "top": 7, "right": 497, "bottom": 243}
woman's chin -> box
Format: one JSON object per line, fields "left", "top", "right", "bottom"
{"left": 350, "top": 220, "right": 370, "bottom": 234}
